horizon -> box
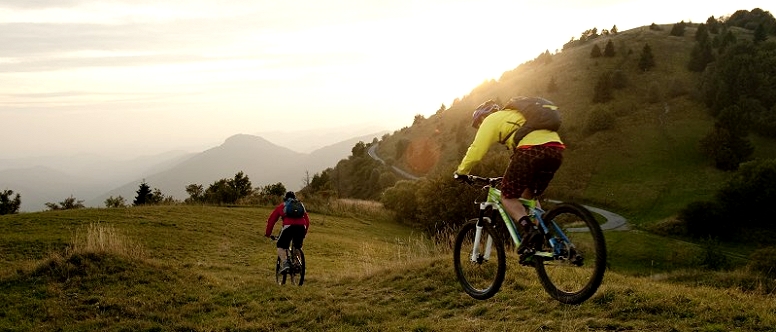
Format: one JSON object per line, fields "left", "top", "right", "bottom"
{"left": 1, "top": 1, "right": 773, "bottom": 160}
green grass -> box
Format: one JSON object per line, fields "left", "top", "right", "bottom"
{"left": 1, "top": 205, "right": 775, "bottom": 331}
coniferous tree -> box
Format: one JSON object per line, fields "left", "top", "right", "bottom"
{"left": 611, "top": 25, "right": 618, "bottom": 34}
{"left": 706, "top": 16, "right": 720, "bottom": 34}
{"left": 695, "top": 23, "right": 709, "bottom": 43}
{"left": 590, "top": 44, "right": 602, "bottom": 58}
{"left": 604, "top": 40, "right": 616, "bottom": 57}
{"left": 670, "top": 21, "right": 687, "bottom": 36}
{"left": 638, "top": 43, "right": 656, "bottom": 71}
{"left": 754, "top": 23, "right": 768, "bottom": 44}
{"left": 134, "top": 180, "right": 153, "bottom": 206}
{"left": 688, "top": 40, "right": 714, "bottom": 72}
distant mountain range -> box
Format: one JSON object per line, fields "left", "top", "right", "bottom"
{"left": 0, "top": 132, "right": 386, "bottom": 212}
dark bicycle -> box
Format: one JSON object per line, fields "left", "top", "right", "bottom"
{"left": 270, "top": 235, "right": 306, "bottom": 286}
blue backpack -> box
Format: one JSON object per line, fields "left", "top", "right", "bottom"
{"left": 283, "top": 198, "right": 305, "bottom": 218}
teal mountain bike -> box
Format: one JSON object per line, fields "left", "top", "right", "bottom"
{"left": 453, "top": 175, "right": 606, "bottom": 304}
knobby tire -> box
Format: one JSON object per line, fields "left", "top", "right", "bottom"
{"left": 534, "top": 203, "right": 607, "bottom": 304}
{"left": 453, "top": 218, "right": 507, "bottom": 300}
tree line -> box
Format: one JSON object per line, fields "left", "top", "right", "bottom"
{"left": 0, "top": 171, "right": 290, "bottom": 214}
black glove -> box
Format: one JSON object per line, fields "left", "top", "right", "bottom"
{"left": 453, "top": 173, "right": 471, "bottom": 184}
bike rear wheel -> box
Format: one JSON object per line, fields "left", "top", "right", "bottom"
{"left": 453, "top": 218, "right": 506, "bottom": 300}
{"left": 289, "top": 248, "right": 305, "bottom": 286}
{"left": 534, "top": 203, "right": 607, "bottom": 304}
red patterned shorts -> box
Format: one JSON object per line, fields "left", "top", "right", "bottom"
{"left": 501, "top": 145, "right": 564, "bottom": 199}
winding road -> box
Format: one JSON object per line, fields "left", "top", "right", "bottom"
{"left": 368, "top": 143, "right": 629, "bottom": 231}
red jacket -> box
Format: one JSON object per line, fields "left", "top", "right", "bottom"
{"left": 265, "top": 202, "right": 310, "bottom": 237}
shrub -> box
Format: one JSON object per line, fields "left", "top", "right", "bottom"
{"left": 694, "top": 237, "right": 730, "bottom": 270}
{"left": 748, "top": 246, "right": 776, "bottom": 278}
{"left": 104, "top": 196, "right": 126, "bottom": 208}
{"left": 0, "top": 189, "right": 21, "bottom": 215}
{"left": 45, "top": 196, "right": 85, "bottom": 211}
{"left": 678, "top": 201, "right": 727, "bottom": 239}
{"left": 381, "top": 180, "right": 421, "bottom": 223}
{"left": 585, "top": 105, "right": 615, "bottom": 134}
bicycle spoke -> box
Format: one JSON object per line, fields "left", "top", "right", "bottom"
{"left": 535, "top": 203, "right": 606, "bottom": 304}
{"left": 454, "top": 219, "right": 506, "bottom": 300}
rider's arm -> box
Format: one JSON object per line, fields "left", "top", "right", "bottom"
{"left": 302, "top": 213, "right": 310, "bottom": 235}
{"left": 265, "top": 204, "right": 283, "bottom": 237}
{"left": 456, "top": 115, "right": 501, "bottom": 175}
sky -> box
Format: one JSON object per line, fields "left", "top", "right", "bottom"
{"left": 1, "top": 0, "right": 773, "bottom": 158}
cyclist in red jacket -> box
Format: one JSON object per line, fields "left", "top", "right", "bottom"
{"left": 265, "top": 191, "right": 310, "bottom": 273}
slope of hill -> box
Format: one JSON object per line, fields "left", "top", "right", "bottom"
{"left": 0, "top": 206, "right": 773, "bottom": 331}
{"left": 372, "top": 22, "right": 776, "bottom": 225}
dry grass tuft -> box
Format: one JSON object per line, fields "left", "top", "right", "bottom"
{"left": 68, "top": 222, "right": 146, "bottom": 259}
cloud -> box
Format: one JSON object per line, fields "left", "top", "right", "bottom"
{"left": 0, "top": 0, "right": 85, "bottom": 9}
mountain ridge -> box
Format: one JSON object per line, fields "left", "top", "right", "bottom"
{"left": 2, "top": 131, "right": 386, "bottom": 212}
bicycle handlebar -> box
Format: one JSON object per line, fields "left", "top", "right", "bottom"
{"left": 455, "top": 173, "right": 502, "bottom": 187}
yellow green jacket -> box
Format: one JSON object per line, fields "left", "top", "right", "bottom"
{"left": 456, "top": 110, "right": 563, "bottom": 175}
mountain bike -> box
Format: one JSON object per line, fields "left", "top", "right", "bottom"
{"left": 270, "top": 235, "right": 306, "bottom": 286}
{"left": 453, "top": 175, "right": 607, "bottom": 304}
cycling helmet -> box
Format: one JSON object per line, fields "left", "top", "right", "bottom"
{"left": 471, "top": 100, "right": 501, "bottom": 128}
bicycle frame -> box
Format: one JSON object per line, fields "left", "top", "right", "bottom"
{"left": 471, "top": 184, "right": 568, "bottom": 262}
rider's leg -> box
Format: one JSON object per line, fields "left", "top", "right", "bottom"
{"left": 277, "top": 248, "right": 288, "bottom": 261}
{"left": 502, "top": 196, "right": 528, "bottom": 224}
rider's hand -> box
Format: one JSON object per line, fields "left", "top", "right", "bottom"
{"left": 454, "top": 172, "right": 471, "bottom": 184}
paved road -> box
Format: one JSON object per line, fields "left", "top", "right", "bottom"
{"left": 368, "top": 143, "right": 629, "bottom": 231}
{"left": 368, "top": 143, "right": 419, "bottom": 180}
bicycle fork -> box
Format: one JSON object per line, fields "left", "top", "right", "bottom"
{"left": 470, "top": 217, "right": 494, "bottom": 263}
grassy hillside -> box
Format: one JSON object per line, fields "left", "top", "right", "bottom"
{"left": 2, "top": 206, "right": 775, "bottom": 331}
{"left": 377, "top": 23, "right": 776, "bottom": 226}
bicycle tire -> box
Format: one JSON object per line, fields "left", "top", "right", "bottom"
{"left": 275, "top": 256, "right": 287, "bottom": 285}
{"left": 290, "top": 248, "right": 305, "bottom": 286}
{"left": 534, "top": 203, "right": 607, "bottom": 304}
{"left": 453, "top": 218, "right": 507, "bottom": 300}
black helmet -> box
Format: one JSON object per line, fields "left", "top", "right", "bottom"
{"left": 284, "top": 191, "right": 296, "bottom": 200}
{"left": 471, "top": 100, "right": 501, "bottom": 128}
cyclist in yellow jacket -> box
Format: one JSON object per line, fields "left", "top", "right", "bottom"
{"left": 455, "top": 98, "right": 565, "bottom": 255}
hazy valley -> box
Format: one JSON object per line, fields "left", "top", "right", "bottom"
{"left": 0, "top": 131, "right": 387, "bottom": 212}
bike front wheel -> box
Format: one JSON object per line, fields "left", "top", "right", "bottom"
{"left": 534, "top": 203, "right": 607, "bottom": 304}
{"left": 275, "top": 256, "right": 287, "bottom": 285}
{"left": 453, "top": 218, "right": 506, "bottom": 300}
{"left": 289, "top": 248, "right": 305, "bottom": 286}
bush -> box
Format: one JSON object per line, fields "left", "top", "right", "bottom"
{"left": 380, "top": 180, "right": 420, "bottom": 223}
{"left": 694, "top": 238, "right": 730, "bottom": 271}
{"left": 0, "top": 189, "right": 21, "bottom": 215}
{"left": 585, "top": 106, "right": 615, "bottom": 134}
{"left": 716, "top": 159, "right": 776, "bottom": 228}
{"left": 678, "top": 201, "right": 727, "bottom": 239}
{"left": 748, "top": 246, "right": 776, "bottom": 278}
